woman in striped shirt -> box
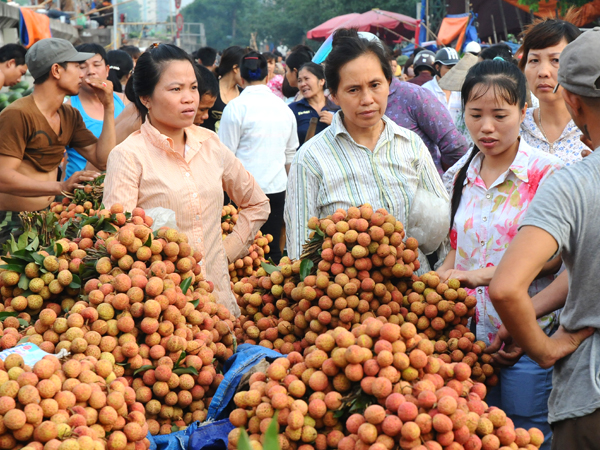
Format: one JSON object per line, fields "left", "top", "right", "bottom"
{"left": 285, "top": 29, "right": 449, "bottom": 263}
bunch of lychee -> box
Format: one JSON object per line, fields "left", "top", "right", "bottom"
{"left": 0, "top": 352, "right": 150, "bottom": 450}
{"left": 221, "top": 205, "right": 239, "bottom": 239}
{"left": 228, "top": 232, "right": 273, "bottom": 284}
{"left": 227, "top": 318, "right": 544, "bottom": 450}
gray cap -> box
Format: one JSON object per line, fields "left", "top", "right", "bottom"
{"left": 556, "top": 27, "right": 600, "bottom": 97}
{"left": 25, "top": 38, "right": 95, "bottom": 80}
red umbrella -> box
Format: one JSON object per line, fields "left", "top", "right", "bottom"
{"left": 340, "top": 9, "right": 419, "bottom": 43}
{"left": 307, "top": 13, "right": 361, "bottom": 40}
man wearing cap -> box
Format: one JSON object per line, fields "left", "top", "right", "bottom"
{"left": 0, "top": 38, "right": 115, "bottom": 245}
{"left": 422, "top": 47, "right": 462, "bottom": 126}
{"left": 489, "top": 27, "right": 600, "bottom": 448}
{"left": 408, "top": 50, "right": 436, "bottom": 86}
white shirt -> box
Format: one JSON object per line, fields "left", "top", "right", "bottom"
{"left": 422, "top": 77, "right": 462, "bottom": 125}
{"left": 219, "top": 84, "right": 299, "bottom": 194}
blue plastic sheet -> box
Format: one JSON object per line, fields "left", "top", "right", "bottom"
{"left": 189, "top": 419, "right": 235, "bottom": 450}
{"left": 147, "top": 421, "right": 200, "bottom": 450}
{"left": 207, "top": 344, "right": 281, "bottom": 421}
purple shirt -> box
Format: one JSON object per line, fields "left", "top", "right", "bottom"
{"left": 386, "top": 77, "right": 468, "bottom": 174}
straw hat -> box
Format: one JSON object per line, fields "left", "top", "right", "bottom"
{"left": 439, "top": 53, "right": 478, "bottom": 92}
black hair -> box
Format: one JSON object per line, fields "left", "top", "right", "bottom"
{"left": 132, "top": 44, "right": 196, "bottom": 122}
{"left": 479, "top": 44, "right": 516, "bottom": 64}
{"left": 195, "top": 47, "right": 217, "bottom": 66}
{"left": 298, "top": 62, "right": 325, "bottom": 88}
{"left": 195, "top": 63, "right": 219, "bottom": 98}
{"left": 106, "top": 50, "right": 133, "bottom": 93}
{"left": 324, "top": 28, "right": 392, "bottom": 95}
{"left": 215, "top": 46, "right": 245, "bottom": 78}
{"left": 76, "top": 43, "right": 107, "bottom": 62}
{"left": 240, "top": 51, "right": 267, "bottom": 82}
{"left": 120, "top": 45, "right": 141, "bottom": 61}
{"left": 262, "top": 52, "right": 276, "bottom": 62}
{"left": 0, "top": 44, "right": 27, "bottom": 66}
{"left": 282, "top": 75, "right": 298, "bottom": 98}
{"left": 34, "top": 62, "right": 68, "bottom": 85}
{"left": 273, "top": 50, "right": 283, "bottom": 58}
{"left": 286, "top": 45, "right": 314, "bottom": 73}
{"left": 518, "top": 18, "right": 581, "bottom": 71}
{"left": 450, "top": 59, "right": 527, "bottom": 230}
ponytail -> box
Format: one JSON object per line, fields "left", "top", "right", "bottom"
{"left": 449, "top": 147, "right": 480, "bottom": 231}
{"left": 240, "top": 51, "right": 267, "bottom": 82}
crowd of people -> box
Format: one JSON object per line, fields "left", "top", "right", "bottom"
{"left": 0, "top": 17, "right": 598, "bottom": 448}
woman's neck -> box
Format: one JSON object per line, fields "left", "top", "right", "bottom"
{"left": 537, "top": 98, "right": 572, "bottom": 141}
{"left": 479, "top": 139, "right": 520, "bottom": 188}
{"left": 220, "top": 73, "right": 238, "bottom": 91}
{"left": 148, "top": 117, "right": 186, "bottom": 156}
{"left": 306, "top": 92, "right": 326, "bottom": 110}
{"left": 343, "top": 116, "right": 384, "bottom": 152}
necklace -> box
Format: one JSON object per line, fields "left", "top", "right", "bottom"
{"left": 537, "top": 107, "right": 554, "bottom": 154}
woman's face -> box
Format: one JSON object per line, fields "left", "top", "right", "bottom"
{"left": 232, "top": 65, "right": 243, "bottom": 86}
{"left": 285, "top": 65, "right": 298, "bottom": 87}
{"left": 297, "top": 68, "right": 324, "bottom": 100}
{"left": 524, "top": 39, "right": 568, "bottom": 103}
{"left": 464, "top": 85, "right": 526, "bottom": 159}
{"left": 267, "top": 59, "right": 275, "bottom": 76}
{"left": 331, "top": 53, "right": 390, "bottom": 134}
{"left": 142, "top": 60, "right": 199, "bottom": 135}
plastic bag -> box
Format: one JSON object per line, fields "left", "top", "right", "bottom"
{"left": 145, "top": 207, "right": 178, "bottom": 231}
{"left": 0, "top": 343, "right": 67, "bottom": 367}
{"left": 146, "top": 421, "right": 200, "bottom": 450}
{"left": 407, "top": 188, "right": 450, "bottom": 255}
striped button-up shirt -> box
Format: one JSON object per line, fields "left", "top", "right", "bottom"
{"left": 285, "top": 112, "right": 449, "bottom": 259}
{"left": 103, "top": 121, "right": 270, "bottom": 316}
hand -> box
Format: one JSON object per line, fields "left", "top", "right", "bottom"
{"left": 318, "top": 111, "right": 333, "bottom": 125}
{"left": 536, "top": 325, "right": 595, "bottom": 369}
{"left": 60, "top": 170, "right": 101, "bottom": 193}
{"left": 485, "top": 324, "right": 524, "bottom": 367}
{"left": 439, "top": 268, "right": 481, "bottom": 289}
{"left": 86, "top": 77, "right": 114, "bottom": 108}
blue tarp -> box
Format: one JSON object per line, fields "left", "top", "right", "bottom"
{"left": 207, "top": 344, "right": 282, "bottom": 421}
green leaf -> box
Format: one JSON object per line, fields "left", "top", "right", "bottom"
{"left": 26, "top": 236, "right": 40, "bottom": 252}
{"left": 237, "top": 428, "right": 252, "bottom": 450}
{"left": 314, "top": 227, "right": 324, "bottom": 237}
{"left": 133, "top": 365, "right": 154, "bottom": 376}
{"left": 171, "top": 424, "right": 179, "bottom": 433}
{"left": 17, "top": 336, "right": 30, "bottom": 344}
{"left": 18, "top": 274, "right": 29, "bottom": 290}
{"left": 174, "top": 351, "right": 187, "bottom": 368}
{"left": 0, "top": 312, "right": 18, "bottom": 320}
{"left": 17, "top": 318, "right": 29, "bottom": 328}
{"left": 0, "top": 264, "right": 24, "bottom": 273}
{"left": 17, "top": 232, "right": 28, "bottom": 251}
{"left": 173, "top": 367, "right": 199, "bottom": 376}
{"left": 260, "top": 261, "right": 278, "bottom": 275}
{"left": 299, "top": 259, "right": 314, "bottom": 281}
{"left": 263, "top": 412, "right": 280, "bottom": 450}
{"left": 221, "top": 214, "right": 232, "bottom": 222}
{"left": 68, "top": 274, "right": 82, "bottom": 290}
{"left": 30, "top": 253, "right": 45, "bottom": 265}
{"left": 180, "top": 276, "right": 192, "bottom": 295}
{"left": 191, "top": 299, "right": 199, "bottom": 308}
{"left": 55, "top": 243, "right": 63, "bottom": 257}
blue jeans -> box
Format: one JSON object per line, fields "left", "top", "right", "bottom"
{"left": 486, "top": 355, "right": 553, "bottom": 450}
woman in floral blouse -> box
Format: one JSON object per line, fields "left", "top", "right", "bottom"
{"left": 438, "top": 60, "right": 563, "bottom": 449}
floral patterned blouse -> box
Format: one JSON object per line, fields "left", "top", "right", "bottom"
{"left": 448, "top": 138, "right": 564, "bottom": 345}
{"left": 267, "top": 75, "right": 285, "bottom": 100}
{"left": 520, "top": 108, "right": 586, "bottom": 166}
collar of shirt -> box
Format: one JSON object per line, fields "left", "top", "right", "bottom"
{"left": 422, "top": 77, "right": 443, "bottom": 95}
{"left": 521, "top": 107, "right": 579, "bottom": 144}
{"left": 297, "top": 96, "right": 338, "bottom": 111}
{"left": 141, "top": 120, "right": 209, "bottom": 160}
{"left": 238, "top": 84, "right": 272, "bottom": 97}
{"left": 330, "top": 110, "right": 412, "bottom": 146}
{"left": 465, "top": 138, "right": 532, "bottom": 188}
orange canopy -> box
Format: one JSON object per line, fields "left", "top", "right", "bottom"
{"left": 436, "top": 15, "right": 470, "bottom": 50}
{"left": 502, "top": 0, "right": 600, "bottom": 26}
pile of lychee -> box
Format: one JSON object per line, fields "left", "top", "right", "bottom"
{"left": 0, "top": 352, "right": 149, "bottom": 450}
{"left": 0, "top": 204, "right": 242, "bottom": 434}
{"left": 227, "top": 318, "right": 544, "bottom": 450}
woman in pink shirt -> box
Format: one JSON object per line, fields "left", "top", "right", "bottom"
{"left": 103, "top": 44, "right": 270, "bottom": 316}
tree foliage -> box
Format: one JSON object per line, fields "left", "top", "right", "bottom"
{"left": 182, "top": 0, "right": 419, "bottom": 50}
{"left": 517, "top": 0, "right": 588, "bottom": 13}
